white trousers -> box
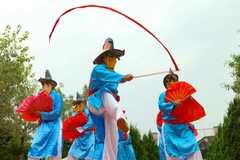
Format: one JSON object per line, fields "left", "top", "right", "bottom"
{"left": 162, "top": 123, "right": 203, "bottom": 160}
{"left": 28, "top": 121, "right": 62, "bottom": 160}
{"left": 66, "top": 154, "right": 93, "bottom": 160}
{"left": 88, "top": 92, "right": 126, "bottom": 160}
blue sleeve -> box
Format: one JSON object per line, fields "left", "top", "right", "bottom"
{"left": 158, "top": 92, "right": 175, "bottom": 112}
{"left": 91, "top": 64, "right": 124, "bottom": 83}
{"left": 81, "top": 109, "right": 94, "bottom": 130}
{"left": 40, "top": 91, "right": 63, "bottom": 121}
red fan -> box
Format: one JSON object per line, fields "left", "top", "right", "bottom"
{"left": 165, "top": 81, "right": 206, "bottom": 122}
{"left": 165, "top": 81, "right": 196, "bottom": 102}
{"left": 63, "top": 112, "right": 88, "bottom": 140}
{"left": 21, "top": 113, "right": 39, "bottom": 122}
{"left": 171, "top": 96, "right": 206, "bottom": 122}
{"left": 16, "top": 90, "right": 53, "bottom": 122}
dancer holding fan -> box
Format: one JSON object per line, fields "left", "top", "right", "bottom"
{"left": 27, "top": 69, "right": 63, "bottom": 160}
{"left": 158, "top": 69, "right": 205, "bottom": 160}
{"left": 64, "top": 92, "right": 95, "bottom": 160}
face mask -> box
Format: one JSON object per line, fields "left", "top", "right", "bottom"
{"left": 74, "top": 103, "right": 85, "bottom": 113}
{"left": 166, "top": 78, "right": 176, "bottom": 88}
{"left": 105, "top": 55, "right": 117, "bottom": 71}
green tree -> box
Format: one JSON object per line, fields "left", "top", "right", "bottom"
{"left": 81, "top": 84, "right": 88, "bottom": 99}
{"left": 0, "top": 25, "right": 37, "bottom": 159}
{"left": 130, "top": 124, "right": 160, "bottom": 160}
{"left": 207, "top": 97, "right": 240, "bottom": 159}
{"left": 142, "top": 131, "right": 159, "bottom": 160}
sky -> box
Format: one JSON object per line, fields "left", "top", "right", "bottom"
{"left": 1, "top": 0, "right": 239, "bottom": 140}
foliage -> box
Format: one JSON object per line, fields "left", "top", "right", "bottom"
{"left": 130, "top": 124, "right": 159, "bottom": 160}
{"left": 207, "top": 97, "right": 240, "bottom": 159}
{"left": 0, "top": 25, "right": 37, "bottom": 159}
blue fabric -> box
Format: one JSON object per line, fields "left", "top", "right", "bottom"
{"left": 90, "top": 113, "right": 132, "bottom": 160}
{"left": 157, "top": 125, "right": 166, "bottom": 160}
{"left": 158, "top": 92, "right": 200, "bottom": 159}
{"left": 117, "top": 141, "right": 127, "bottom": 160}
{"left": 68, "top": 109, "right": 95, "bottom": 159}
{"left": 28, "top": 90, "right": 63, "bottom": 158}
{"left": 121, "top": 135, "right": 136, "bottom": 160}
{"left": 90, "top": 113, "right": 105, "bottom": 160}
{"left": 88, "top": 63, "right": 124, "bottom": 111}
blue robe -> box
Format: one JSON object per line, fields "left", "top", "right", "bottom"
{"left": 121, "top": 135, "right": 136, "bottom": 160}
{"left": 90, "top": 112, "right": 127, "bottom": 160}
{"left": 158, "top": 92, "right": 200, "bottom": 159}
{"left": 157, "top": 125, "right": 166, "bottom": 160}
{"left": 68, "top": 109, "right": 95, "bottom": 159}
{"left": 88, "top": 63, "right": 124, "bottom": 111}
{"left": 28, "top": 90, "right": 63, "bottom": 158}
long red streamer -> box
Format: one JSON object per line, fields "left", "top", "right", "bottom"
{"left": 49, "top": 4, "right": 179, "bottom": 71}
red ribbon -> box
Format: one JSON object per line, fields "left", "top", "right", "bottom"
{"left": 49, "top": 4, "right": 179, "bottom": 71}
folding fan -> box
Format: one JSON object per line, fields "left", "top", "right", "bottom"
{"left": 21, "top": 113, "right": 39, "bottom": 122}
{"left": 16, "top": 90, "right": 53, "bottom": 122}
{"left": 17, "top": 90, "right": 52, "bottom": 114}
{"left": 171, "top": 96, "right": 206, "bottom": 122}
{"left": 165, "top": 81, "right": 196, "bottom": 102}
{"left": 63, "top": 112, "right": 88, "bottom": 140}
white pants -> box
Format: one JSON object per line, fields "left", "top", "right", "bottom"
{"left": 28, "top": 121, "right": 62, "bottom": 160}
{"left": 162, "top": 123, "right": 203, "bottom": 160}
{"left": 67, "top": 154, "right": 93, "bottom": 160}
{"left": 88, "top": 92, "right": 126, "bottom": 160}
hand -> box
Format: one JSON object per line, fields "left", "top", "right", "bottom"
{"left": 71, "top": 128, "right": 77, "bottom": 132}
{"left": 123, "top": 74, "right": 134, "bottom": 82}
{"left": 35, "top": 111, "right": 40, "bottom": 116}
{"left": 174, "top": 100, "right": 182, "bottom": 107}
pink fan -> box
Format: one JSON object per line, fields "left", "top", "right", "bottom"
{"left": 16, "top": 90, "right": 53, "bottom": 122}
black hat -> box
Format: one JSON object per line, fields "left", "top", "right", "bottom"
{"left": 163, "top": 68, "right": 179, "bottom": 89}
{"left": 38, "top": 69, "right": 57, "bottom": 87}
{"left": 93, "top": 38, "right": 125, "bottom": 65}
{"left": 72, "top": 92, "right": 86, "bottom": 105}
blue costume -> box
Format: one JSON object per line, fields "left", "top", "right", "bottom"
{"left": 157, "top": 123, "right": 166, "bottom": 160}
{"left": 121, "top": 134, "right": 136, "bottom": 160}
{"left": 68, "top": 108, "right": 95, "bottom": 159}
{"left": 90, "top": 113, "right": 127, "bottom": 160}
{"left": 88, "top": 63, "right": 124, "bottom": 111}
{"left": 158, "top": 91, "right": 200, "bottom": 159}
{"left": 28, "top": 90, "right": 63, "bottom": 158}
{"left": 88, "top": 38, "right": 131, "bottom": 160}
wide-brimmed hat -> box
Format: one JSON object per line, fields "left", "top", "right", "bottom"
{"left": 93, "top": 38, "right": 125, "bottom": 65}
{"left": 72, "top": 92, "right": 86, "bottom": 105}
{"left": 163, "top": 68, "right": 179, "bottom": 89}
{"left": 38, "top": 69, "right": 57, "bottom": 87}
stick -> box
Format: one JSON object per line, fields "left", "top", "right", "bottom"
{"left": 134, "top": 70, "right": 180, "bottom": 78}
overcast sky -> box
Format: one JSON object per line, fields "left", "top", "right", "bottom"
{"left": 1, "top": 0, "right": 239, "bottom": 140}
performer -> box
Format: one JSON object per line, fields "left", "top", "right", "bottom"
{"left": 158, "top": 69, "right": 203, "bottom": 160}
{"left": 28, "top": 69, "right": 63, "bottom": 160}
{"left": 88, "top": 38, "right": 134, "bottom": 159}
{"left": 66, "top": 92, "right": 95, "bottom": 160}
{"left": 90, "top": 114, "right": 132, "bottom": 160}
{"left": 121, "top": 133, "right": 136, "bottom": 160}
